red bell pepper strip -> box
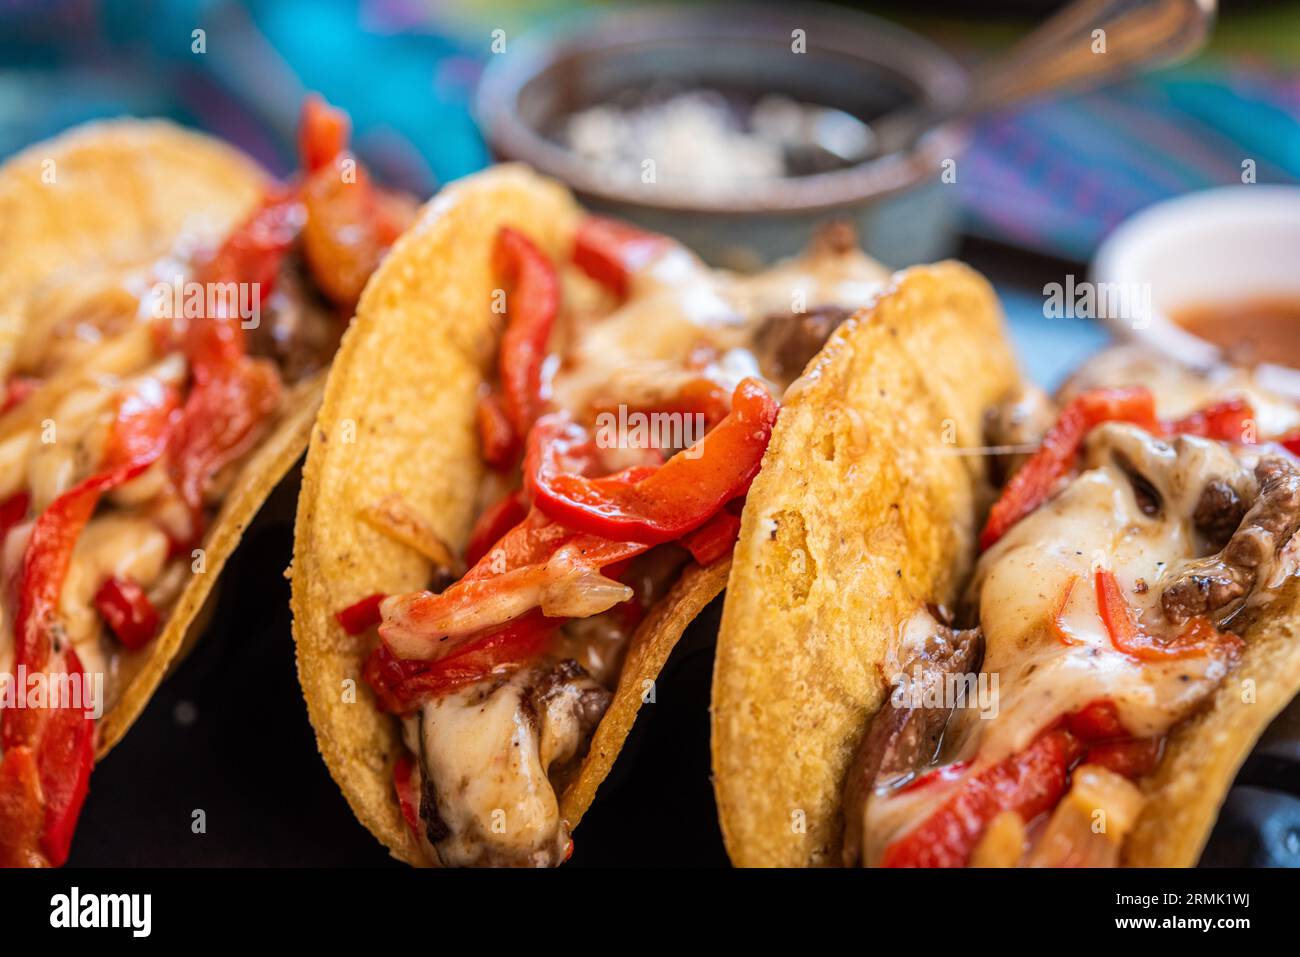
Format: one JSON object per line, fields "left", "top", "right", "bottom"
{"left": 465, "top": 489, "right": 529, "bottom": 568}
{"left": 335, "top": 592, "right": 388, "bottom": 636}
{"left": 527, "top": 378, "right": 778, "bottom": 545}
{"left": 899, "top": 761, "right": 972, "bottom": 794}
{"left": 380, "top": 528, "right": 645, "bottom": 658}
{"left": 93, "top": 577, "right": 161, "bottom": 650}
{"left": 299, "top": 94, "right": 350, "bottom": 173}
{"left": 1049, "top": 574, "right": 1086, "bottom": 647}
{"left": 365, "top": 609, "right": 562, "bottom": 713}
{"left": 1085, "top": 738, "right": 1162, "bottom": 779}
{"left": 2, "top": 376, "right": 39, "bottom": 414}
{"left": 1094, "top": 568, "right": 1243, "bottom": 662}
{"left": 589, "top": 377, "right": 735, "bottom": 448}
{"left": 681, "top": 506, "right": 742, "bottom": 566}
{"left": 168, "top": 196, "right": 295, "bottom": 540}
{"left": 476, "top": 227, "right": 562, "bottom": 470}
{"left": 881, "top": 725, "right": 1085, "bottom": 867}
{"left": 392, "top": 753, "right": 421, "bottom": 834}
{"left": 297, "top": 94, "right": 412, "bottom": 309}
{"left": 981, "top": 387, "right": 1159, "bottom": 550}
{"left": 0, "top": 490, "right": 30, "bottom": 543}
{"left": 1064, "top": 699, "right": 1161, "bottom": 779}
{"left": 300, "top": 154, "right": 404, "bottom": 309}
{"left": 33, "top": 644, "right": 94, "bottom": 867}
{"left": 195, "top": 190, "right": 304, "bottom": 303}
{"left": 1064, "top": 698, "right": 1127, "bottom": 740}
{"left": 572, "top": 216, "right": 669, "bottom": 298}
{"left": 1164, "top": 397, "right": 1255, "bottom": 444}
{"left": 378, "top": 484, "right": 654, "bottom": 661}
{"left": 477, "top": 393, "right": 521, "bottom": 471}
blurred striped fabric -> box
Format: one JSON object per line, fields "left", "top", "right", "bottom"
{"left": 1, "top": 0, "right": 1297, "bottom": 265}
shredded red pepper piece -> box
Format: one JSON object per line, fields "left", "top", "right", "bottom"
{"left": 335, "top": 592, "right": 387, "bottom": 636}
{"left": 880, "top": 695, "right": 1170, "bottom": 867}
{"left": 1049, "top": 574, "right": 1086, "bottom": 647}
{"left": 1164, "top": 397, "right": 1254, "bottom": 444}
{"left": 33, "top": 645, "right": 94, "bottom": 867}
{"left": 572, "top": 216, "right": 669, "bottom": 298}
{"left": 1085, "top": 738, "right": 1162, "bottom": 778}
{"left": 392, "top": 753, "right": 421, "bottom": 834}
{"left": 1065, "top": 700, "right": 1161, "bottom": 779}
{"left": 881, "top": 725, "right": 1084, "bottom": 867}
{"left": 93, "top": 577, "right": 161, "bottom": 650}
{"left": 166, "top": 194, "right": 294, "bottom": 542}
{"left": 527, "top": 378, "right": 777, "bottom": 545}
{"left": 477, "top": 393, "right": 521, "bottom": 471}
{"left": 465, "top": 489, "right": 529, "bottom": 568}
{"left": 297, "top": 95, "right": 409, "bottom": 310}
{"left": 981, "top": 387, "right": 1159, "bottom": 550}
{"left": 299, "top": 93, "right": 350, "bottom": 172}
{"left": 681, "top": 506, "right": 742, "bottom": 566}
{"left": 1094, "top": 568, "right": 1243, "bottom": 662}
{"left": 365, "top": 610, "right": 562, "bottom": 713}
{"left": 194, "top": 189, "right": 304, "bottom": 301}
{"left": 0, "top": 490, "right": 30, "bottom": 542}
{"left": 476, "top": 228, "right": 561, "bottom": 469}
{"left": 2, "top": 376, "right": 40, "bottom": 415}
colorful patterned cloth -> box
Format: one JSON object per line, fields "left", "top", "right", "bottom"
{"left": 3, "top": 0, "right": 1296, "bottom": 264}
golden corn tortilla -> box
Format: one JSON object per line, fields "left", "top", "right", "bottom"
{"left": 0, "top": 119, "right": 328, "bottom": 757}
{"left": 711, "top": 262, "right": 1021, "bottom": 867}
{"left": 291, "top": 165, "right": 741, "bottom": 864}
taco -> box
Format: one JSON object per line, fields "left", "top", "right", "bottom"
{"left": 0, "top": 96, "right": 414, "bottom": 867}
{"left": 290, "top": 164, "right": 904, "bottom": 866}
{"left": 714, "top": 313, "right": 1300, "bottom": 867}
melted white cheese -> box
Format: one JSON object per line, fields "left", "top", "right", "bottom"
{"left": 865, "top": 424, "right": 1248, "bottom": 862}
{"left": 549, "top": 241, "right": 887, "bottom": 413}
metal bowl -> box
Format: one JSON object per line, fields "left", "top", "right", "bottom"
{"left": 476, "top": 2, "right": 969, "bottom": 269}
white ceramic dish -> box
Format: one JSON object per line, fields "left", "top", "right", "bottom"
{"left": 1092, "top": 184, "right": 1300, "bottom": 396}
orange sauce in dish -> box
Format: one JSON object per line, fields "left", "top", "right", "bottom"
{"left": 1171, "top": 297, "right": 1300, "bottom": 368}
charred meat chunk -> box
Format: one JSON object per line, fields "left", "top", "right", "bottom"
{"left": 754, "top": 304, "right": 852, "bottom": 383}
{"left": 842, "top": 613, "right": 983, "bottom": 866}
{"left": 1192, "top": 479, "right": 1248, "bottom": 549}
{"left": 1163, "top": 457, "right": 1300, "bottom": 622}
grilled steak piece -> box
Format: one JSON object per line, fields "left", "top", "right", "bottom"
{"left": 1163, "top": 457, "right": 1300, "bottom": 622}
{"left": 841, "top": 613, "right": 983, "bottom": 866}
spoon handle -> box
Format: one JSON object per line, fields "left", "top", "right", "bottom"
{"left": 873, "top": 0, "right": 1216, "bottom": 157}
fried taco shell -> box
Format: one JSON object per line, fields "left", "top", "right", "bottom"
{"left": 711, "top": 262, "right": 1020, "bottom": 867}
{"left": 292, "top": 165, "right": 739, "bottom": 863}
{"left": 0, "top": 119, "right": 331, "bottom": 758}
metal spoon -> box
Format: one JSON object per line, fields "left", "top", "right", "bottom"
{"left": 821, "top": 0, "right": 1217, "bottom": 165}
